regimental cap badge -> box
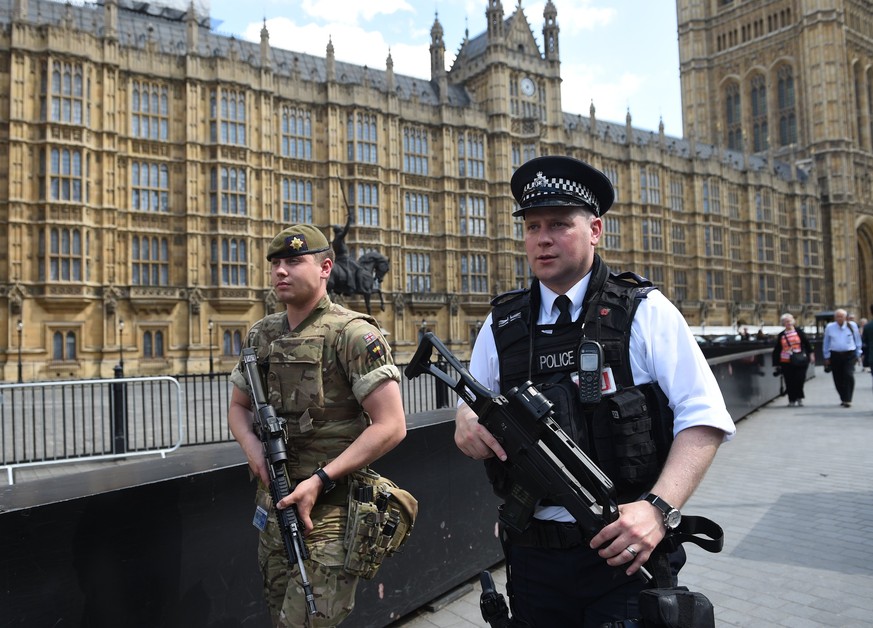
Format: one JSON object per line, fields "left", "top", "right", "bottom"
{"left": 266, "top": 224, "right": 330, "bottom": 260}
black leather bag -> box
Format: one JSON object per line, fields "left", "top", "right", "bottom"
{"left": 638, "top": 586, "right": 715, "bottom": 628}
{"left": 789, "top": 352, "right": 809, "bottom": 367}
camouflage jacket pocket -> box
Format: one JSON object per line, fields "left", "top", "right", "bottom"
{"left": 267, "top": 336, "right": 325, "bottom": 416}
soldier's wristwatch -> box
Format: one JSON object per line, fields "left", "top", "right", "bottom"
{"left": 313, "top": 468, "right": 336, "bottom": 494}
{"left": 644, "top": 493, "right": 682, "bottom": 530}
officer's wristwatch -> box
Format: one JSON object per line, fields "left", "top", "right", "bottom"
{"left": 644, "top": 493, "right": 682, "bottom": 530}
{"left": 313, "top": 468, "right": 336, "bottom": 494}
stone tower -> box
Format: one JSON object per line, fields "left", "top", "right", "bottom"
{"left": 676, "top": 0, "right": 873, "bottom": 311}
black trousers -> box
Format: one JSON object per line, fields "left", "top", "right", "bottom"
{"left": 504, "top": 537, "right": 685, "bottom": 627}
{"left": 830, "top": 350, "right": 857, "bottom": 403}
{"left": 782, "top": 362, "right": 808, "bottom": 402}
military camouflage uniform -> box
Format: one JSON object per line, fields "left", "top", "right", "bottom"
{"left": 230, "top": 295, "right": 400, "bottom": 627}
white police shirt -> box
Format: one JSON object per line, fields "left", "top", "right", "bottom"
{"left": 463, "top": 274, "right": 736, "bottom": 522}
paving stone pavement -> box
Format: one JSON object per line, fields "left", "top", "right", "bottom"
{"left": 388, "top": 366, "right": 873, "bottom": 627}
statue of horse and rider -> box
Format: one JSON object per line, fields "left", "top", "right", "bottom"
{"left": 327, "top": 211, "right": 389, "bottom": 316}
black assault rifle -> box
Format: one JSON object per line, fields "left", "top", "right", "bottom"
{"left": 241, "top": 348, "right": 318, "bottom": 616}
{"left": 404, "top": 332, "right": 653, "bottom": 584}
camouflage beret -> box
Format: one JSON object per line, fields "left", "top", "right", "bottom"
{"left": 266, "top": 225, "right": 330, "bottom": 261}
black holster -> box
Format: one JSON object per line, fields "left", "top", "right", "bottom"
{"left": 637, "top": 586, "right": 715, "bottom": 628}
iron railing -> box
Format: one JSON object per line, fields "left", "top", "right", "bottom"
{"left": 0, "top": 361, "right": 462, "bottom": 483}
{"left": 0, "top": 376, "right": 184, "bottom": 485}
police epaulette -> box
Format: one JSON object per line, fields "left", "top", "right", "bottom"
{"left": 611, "top": 270, "right": 654, "bottom": 288}
{"left": 490, "top": 288, "right": 529, "bottom": 306}
{"left": 636, "top": 286, "right": 657, "bottom": 298}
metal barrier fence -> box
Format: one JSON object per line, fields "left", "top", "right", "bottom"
{"left": 169, "top": 364, "right": 463, "bottom": 442}
{"left": 0, "top": 361, "right": 461, "bottom": 484}
{"left": 0, "top": 376, "right": 184, "bottom": 485}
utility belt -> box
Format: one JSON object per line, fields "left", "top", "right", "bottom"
{"left": 500, "top": 517, "right": 586, "bottom": 550}
{"left": 342, "top": 468, "right": 418, "bottom": 579}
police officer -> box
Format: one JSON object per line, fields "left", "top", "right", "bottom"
{"left": 454, "top": 156, "right": 736, "bottom": 627}
{"left": 228, "top": 224, "right": 406, "bottom": 627}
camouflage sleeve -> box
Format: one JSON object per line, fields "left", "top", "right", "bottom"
{"left": 337, "top": 318, "right": 401, "bottom": 403}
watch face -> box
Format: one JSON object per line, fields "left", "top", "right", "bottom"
{"left": 665, "top": 509, "right": 682, "bottom": 529}
{"left": 521, "top": 77, "right": 536, "bottom": 96}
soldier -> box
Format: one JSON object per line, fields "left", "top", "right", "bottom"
{"left": 228, "top": 224, "right": 406, "bottom": 627}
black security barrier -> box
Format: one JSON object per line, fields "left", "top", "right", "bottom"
{"left": 0, "top": 415, "right": 503, "bottom": 627}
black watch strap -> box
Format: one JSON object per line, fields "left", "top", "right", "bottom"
{"left": 313, "top": 467, "right": 336, "bottom": 494}
{"left": 644, "top": 493, "right": 681, "bottom": 529}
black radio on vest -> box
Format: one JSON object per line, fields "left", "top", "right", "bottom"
{"left": 577, "top": 339, "right": 603, "bottom": 404}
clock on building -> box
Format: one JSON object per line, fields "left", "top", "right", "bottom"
{"left": 520, "top": 76, "right": 537, "bottom": 96}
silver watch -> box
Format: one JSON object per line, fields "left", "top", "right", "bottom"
{"left": 644, "top": 493, "right": 682, "bottom": 530}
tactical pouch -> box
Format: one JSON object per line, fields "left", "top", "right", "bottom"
{"left": 638, "top": 586, "right": 715, "bottom": 628}
{"left": 343, "top": 468, "right": 418, "bottom": 579}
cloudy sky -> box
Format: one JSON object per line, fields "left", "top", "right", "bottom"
{"left": 206, "top": 0, "right": 683, "bottom": 136}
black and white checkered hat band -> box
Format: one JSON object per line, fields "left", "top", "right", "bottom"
{"left": 521, "top": 175, "right": 600, "bottom": 215}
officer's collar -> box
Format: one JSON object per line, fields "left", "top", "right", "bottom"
{"left": 538, "top": 276, "right": 589, "bottom": 319}
{"left": 534, "top": 254, "right": 606, "bottom": 319}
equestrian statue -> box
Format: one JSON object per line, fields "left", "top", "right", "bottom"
{"left": 327, "top": 207, "right": 389, "bottom": 316}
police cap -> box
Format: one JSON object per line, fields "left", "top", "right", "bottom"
{"left": 510, "top": 155, "right": 615, "bottom": 217}
{"left": 266, "top": 225, "right": 330, "bottom": 261}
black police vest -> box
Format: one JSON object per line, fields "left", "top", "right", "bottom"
{"left": 488, "top": 256, "right": 674, "bottom": 502}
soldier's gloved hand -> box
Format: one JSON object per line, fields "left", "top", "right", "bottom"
{"left": 772, "top": 367, "right": 781, "bottom": 377}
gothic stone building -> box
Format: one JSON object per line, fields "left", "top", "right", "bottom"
{"left": 677, "top": 0, "right": 873, "bottom": 320}
{"left": 0, "top": 0, "right": 847, "bottom": 381}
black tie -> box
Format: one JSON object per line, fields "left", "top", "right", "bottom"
{"left": 555, "top": 295, "right": 572, "bottom": 324}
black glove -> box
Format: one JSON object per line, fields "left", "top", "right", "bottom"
{"left": 772, "top": 367, "right": 781, "bottom": 377}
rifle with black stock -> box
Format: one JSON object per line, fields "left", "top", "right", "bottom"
{"left": 241, "top": 347, "right": 318, "bottom": 617}
{"left": 404, "top": 332, "right": 654, "bottom": 584}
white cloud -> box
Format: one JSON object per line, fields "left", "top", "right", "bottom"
{"left": 521, "top": 1, "right": 616, "bottom": 35}
{"left": 247, "top": 17, "right": 431, "bottom": 76}
{"left": 560, "top": 60, "right": 643, "bottom": 124}
{"left": 300, "top": 0, "right": 415, "bottom": 25}
{"left": 556, "top": 5, "right": 616, "bottom": 35}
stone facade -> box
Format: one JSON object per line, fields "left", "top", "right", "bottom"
{"left": 677, "top": 0, "right": 873, "bottom": 314}
{"left": 0, "top": 0, "right": 831, "bottom": 380}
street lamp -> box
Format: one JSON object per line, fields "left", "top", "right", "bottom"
{"left": 208, "top": 319, "right": 214, "bottom": 376}
{"left": 118, "top": 318, "right": 125, "bottom": 371}
{"left": 472, "top": 320, "right": 482, "bottom": 347}
{"left": 16, "top": 319, "right": 23, "bottom": 383}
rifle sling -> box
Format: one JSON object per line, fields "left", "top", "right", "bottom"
{"left": 661, "top": 515, "right": 724, "bottom": 554}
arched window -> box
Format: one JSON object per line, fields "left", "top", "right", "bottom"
{"left": 777, "top": 66, "right": 797, "bottom": 146}
{"left": 155, "top": 331, "right": 164, "bottom": 357}
{"left": 143, "top": 330, "right": 165, "bottom": 358}
{"left": 750, "top": 75, "right": 768, "bottom": 152}
{"left": 725, "top": 83, "right": 742, "bottom": 150}
{"left": 223, "top": 330, "right": 243, "bottom": 356}
{"left": 52, "top": 330, "right": 77, "bottom": 361}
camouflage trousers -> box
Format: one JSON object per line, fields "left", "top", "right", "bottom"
{"left": 257, "top": 488, "right": 359, "bottom": 627}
